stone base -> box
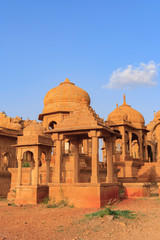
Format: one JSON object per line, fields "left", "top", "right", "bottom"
{"left": 15, "top": 185, "right": 49, "bottom": 205}
{"left": 123, "top": 183, "right": 150, "bottom": 198}
{"left": 48, "top": 183, "right": 119, "bottom": 208}
{"left": 0, "top": 171, "right": 11, "bottom": 198}
{"left": 157, "top": 183, "right": 160, "bottom": 196}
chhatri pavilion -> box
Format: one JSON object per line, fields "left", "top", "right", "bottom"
{"left": 1, "top": 78, "right": 160, "bottom": 207}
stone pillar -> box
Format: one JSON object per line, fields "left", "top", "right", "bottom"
{"left": 46, "top": 159, "right": 50, "bottom": 184}
{"left": 153, "top": 145, "right": 156, "bottom": 162}
{"left": 157, "top": 140, "right": 160, "bottom": 162}
{"left": 30, "top": 161, "right": 34, "bottom": 185}
{"left": 102, "top": 140, "right": 106, "bottom": 163}
{"left": 105, "top": 139, "right": 114, "bottom": 183}
{"left": 121, "top": 127, "right": 126, "bottom": 158}
{"left": 54, "top": 139, "right": 62, "bottom": 183}
{"left": 17, "top": 159, "right": 22, "bottom": 186}
{"left": 88, "top": 139, "right": 92, "bottom": 157}
{"left": 71, "top": 140, "right": 79, "bottom": 183}
{"left": 89, "top": 131, "right": 99, "bottom": 183}
{"left": 129, "top": 131, "right": 132, "bottom": 157}
{"left": 144, "top": 136, "right": 148, "bottom": 160}
{"left": 32, "top": 159, "right": 39, "bottom": 185}
{"left": 83, "top": 139, "right": 88, "bottom": 154}
{"left": 139, "top": 131, "right": 143, "bottom": 159}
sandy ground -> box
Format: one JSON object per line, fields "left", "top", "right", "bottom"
{"left": 0, "top": 197, "right": 160, "bottom": 240}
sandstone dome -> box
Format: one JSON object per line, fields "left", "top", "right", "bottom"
{"left": 154, "top": 111, "right": 160, "bottom": 120}
{"left": 43, "top": 78, "right": 91, "bottom": 114}
{"left": 23, "top": 121, "right": 46, "bottom": 136}
{"left": 107, "top": 95, "right": 145, "bottom": 126}
{"left": 107, "top": 107, "right": 128, "bottom": 122}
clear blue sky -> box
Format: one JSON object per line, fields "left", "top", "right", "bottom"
{"left": 0, "top": 0, "right": 160, "bottom": 124}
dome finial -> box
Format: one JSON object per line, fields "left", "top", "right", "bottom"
{"left": 123, "top": 94, "right": 127, "bottom": 106}
{"left": 64, "top": 78, "right": 70, "bottom": 83}
{"left": 60, "top": 78, "right": 74, "bottom": 85}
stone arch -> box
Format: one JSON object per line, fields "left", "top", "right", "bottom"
{"left": 114, "top": 130, "right": 122, "bottom": 152}
{"left": 22, "top": 151, "right": 34, "bottom": 167}
{"left": 132, "top": 133, "right": 139, "bottom": 158}
{"left": 3, "top": 152, "right": 12, "bottom": 170}
{"left": 48, "top": 121, "right": 57, "bottom": 130}
{"left": 19, "top": 150, "right": 35, "bottom": 186}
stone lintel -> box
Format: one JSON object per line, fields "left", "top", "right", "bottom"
{"left": 88, "top": 130, "right": 97, "bottom": 138}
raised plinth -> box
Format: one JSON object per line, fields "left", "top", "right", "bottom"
{"left": 15, "top": 185, "right": 49, "bottom": 205}
{"left": 123, "top": 183, "right": 150, "bottom": 198}
{"left": 48, "top": 183, "right": 120, "bottom": 208}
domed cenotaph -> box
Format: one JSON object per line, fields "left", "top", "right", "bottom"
{"left": 1, "top": 79, "right": 160, "bottom": 206}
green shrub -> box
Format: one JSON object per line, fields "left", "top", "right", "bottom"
{"left": 22, "top": 161, "right": 31, "bottom": 167}
{"left": 86, "top": 207, "right": 136, "bottom": 219}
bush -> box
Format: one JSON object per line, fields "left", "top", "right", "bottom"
{"left": 22, "top": 161, "right": 31, "bottom": 168}
{"left": 86, "top": 207, "right": 136, "bottom": 219}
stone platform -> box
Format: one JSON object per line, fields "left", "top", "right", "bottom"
{"left": 15, "top": 185, "right": 49, "bottom": 205}
{"left": 48, "top": 183, "right": 120, "bottom": 208}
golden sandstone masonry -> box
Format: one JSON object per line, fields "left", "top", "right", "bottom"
{"left": 1, "top": 78, "right": 160, "bottom": 207}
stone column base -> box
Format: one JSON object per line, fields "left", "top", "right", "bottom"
{"left": 15, "top": 185, "right": 49, "bottom": 205}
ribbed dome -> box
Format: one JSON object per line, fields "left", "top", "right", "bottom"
{"left": 154, "top": 111, "right": 160, "bottom": 120}
{"left": 107, "top": 107, "right": 128, "bottom": 122}
{"left": 119, "top": 95, "right": 145, "bottom": 125}
{"left": 43, "top": 78, "right": 91, "bottom": 114}
{"left": 23, "top": 121, "right": 46, "bottom": 136}
{"left": 107, "top": 95, "right": 145, "bottom": 126}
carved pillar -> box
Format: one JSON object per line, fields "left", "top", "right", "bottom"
{"left": 144, "top": 135, "right": 148, "bottom": 160}
{"left": 157, "top": 140, "right": 160, "bottom": 162}
{"left": 17, "top": 159, "right": 22, "bottom": 186}
{"left": 71, "top": 139, "right": 79, "bottom": 183}
{"left": 139, "top": 131, "right": 143, "bottom": 159}
{"left": 129, "top": 131, "right": 132, "bottom": 157}
{"left": 46, "top": 159, "right": 50, "bottom": 184}
{"left": 54, "top": 139, "right": 62, "bottom": 183}
{"left": 32, "top": 158, "right": 39, "bottom": 185}
{"left": 121, "top": 127, "right": 126, "bottom": 158}
{"left": 30, "top": 161, "right": 34, "bottom": 185}
{"left": 89, "top": 131, "right": 99, "bottom": 183}
{"left": 153, "top": 145, "right": 156, "bottom": 162}
{"left": 102, "top": 139, "right": 106, "bottom": 163}
{"left": 105, "top": 139, "right": 114, "bottom": 183}
{"left": 83, "top": 139, "right": 88, "bottom": 154}
{"left": 88, "top": 139, "right": 92, "bottom": 157}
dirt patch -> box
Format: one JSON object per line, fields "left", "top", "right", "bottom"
{"left": 0, "top": 198, "right": 160, "bottom": 240}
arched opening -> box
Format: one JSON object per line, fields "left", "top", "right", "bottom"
{"left": 22, "top": 151, "right": 34, "bottom": 185}
{"left": 22, "top": 151, "right": 33, "bottom": 167}
{"left": 148, "top": 145, "right": 153, "bottom": 162}
{"left": 3, "top": 153, "right": 11, "bottom": 171}
{"left": 114, "top": 130, "right": 122, "bottom": 153}
{"left": 132, "top": 133, "right": 139, "bottom": 158}
{"left": 48, "top": 121, "right": 57, "bottom": 130}
{"left": 99, "top": 138, "right": 103, "bottom": 163}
